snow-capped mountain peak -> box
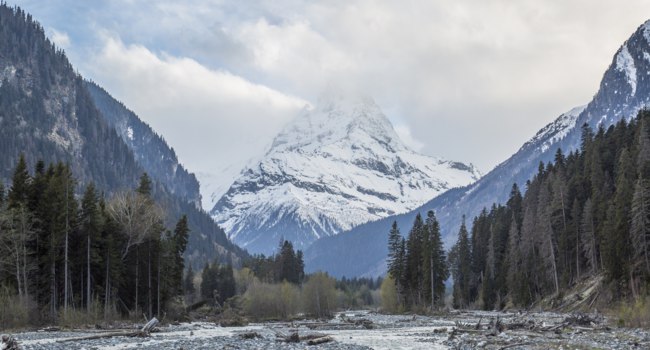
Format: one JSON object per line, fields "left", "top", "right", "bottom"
{"left": 270, "top": 95, "right": 403, "bottom": 154}
{"left": 210, "top": 94, "right": 480, "bottom": 255}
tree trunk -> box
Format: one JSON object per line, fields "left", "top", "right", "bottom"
{"left": 576, "top": 222, "right": 580, "bottom": 281}
{"left": 549, "top": 235, "right": 559, "bottom": 295}
{"left": 148, "top": 239, "right": 152, "bottom": 319}
{"left": 51, "top": 257, "right": 56, "bottom": 319}
{"left": 15, "top": 244, "right": 22, "bottom": 297}
{"left": 64, "top": 181, "right": 69, "bottom": 318}
{"left": 430, "top": 255, "right": 434, "bottom": 310}
{"left": 157, "top": 243, "right": 161, "bottom": 317}
{"left": 21, "top": 218, "right": 28, "bottom": 298}
{"left": 135, "top": 248, "right": 139, "bottom": 314}
{"left": 87, "top": 234, "right": 91, "bottom": 312}
{"left": 104, "top": 253, "right": 110, "bottom": 319}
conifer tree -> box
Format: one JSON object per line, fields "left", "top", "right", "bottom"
{"left": 425, "top": 211, "right": 448, "bottom": 308}
{"left": 450, "top": 217, "right": 471, "bottom": 308}
{"left": 79, "top": 183, "right": 102, "bottom": 312}
{"left": 405, "top": 213, "right": 424, "bottom": 305}
{"left": 387, "top": 221, "right": 403, "bottom": 296}
{"left": 631, "top": 178, "right": 650, "bottom": 275}
{"left": 7, "top": 154, "right": 30, "bottom": 209}
{"left": 172, "top": 215, "right": 190, "bottom": 295}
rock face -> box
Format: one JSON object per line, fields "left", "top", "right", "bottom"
{"left": 211, "top": 94, "right": 480, "bottom": 255}
{"left": 305, "top": 20, "right": 650, "bottom": 278}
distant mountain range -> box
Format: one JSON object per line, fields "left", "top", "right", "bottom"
{"left": 210, "top": 94, "right": 481, "bottom": 255}
{"left": 304, "top": 19, "right": 650, "bottom": 278}
{"left": 0, "top": 5, "right": 244, "bottom": 269}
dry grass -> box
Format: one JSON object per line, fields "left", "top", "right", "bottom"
{"left": 615, "top": 296, "right": 650, "bottom": 329}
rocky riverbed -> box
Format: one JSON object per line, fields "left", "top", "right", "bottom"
{"left": 3, "top": 310, "right": 650, "bottom": 349}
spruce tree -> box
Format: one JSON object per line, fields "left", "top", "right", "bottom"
{"left": 172, "top": 215, "right": 190, "bottom": 295}
{"left": 405, "top": 213, "right": 425, "bottom": 306}
{"left": 7, "top": 154, "right": 30, "bottom": 209}
{"left": 631, "top": 178, "right": 650, "bottom": 275}
{"left": 426, "top": 211, "right": 448, "bottom": 308}
{"left": 387, "top": 221, "right": 403, "bottom": 289}
{"left": 79, "top": 183, "right": 102, "bottom": 312}
{"left": 450, "top": 217, "right": 471, "bottom": 308}
{"left": 137, "top": 172, "right": 152, "bottom": 196}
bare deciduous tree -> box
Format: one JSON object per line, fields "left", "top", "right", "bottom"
{"left": 106, "top": 191, "right": 164, "bottom": 260}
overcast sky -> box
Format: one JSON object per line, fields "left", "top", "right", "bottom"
{"left": 12, "top": 1, "right": 650, "bottom": 185}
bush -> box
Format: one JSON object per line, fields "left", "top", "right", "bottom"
{"left": 380, "top": 276, "right": 401, "bottom": 313}
{"left": 59, "top": 298, "right": 105, "bottom": 327}
{"left": 302, "top": 272, "right": 337, "bottom": 318}
{"left": 242, "top": 280, "right": 299, "bottom": 321}
{"left": 235, "top": 268, "right": 257, "bottom": 295}
{"left": 0, "top": 286, "right": 30, "bottom": 329}
{"left": 616, "top": 296, "right": 650, "bottom": 328}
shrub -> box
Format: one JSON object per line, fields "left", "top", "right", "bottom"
{"left": 302, "top": 272, "right": 337, "bottom": 319}
{"left": 0, "top": 286, "right": 30, "bottom": 329}
{"left": 616, "top": 296, "right": 650, "bottom": 328}
{"left": 380, "top": 276, "right": 401, "bottom": 313}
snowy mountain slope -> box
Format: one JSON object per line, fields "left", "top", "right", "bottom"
{"left": 210, "top": 94, "right": 481, "bottom": 255}
{"left": 305, "top": 19, "right": 650, "bottom": 278}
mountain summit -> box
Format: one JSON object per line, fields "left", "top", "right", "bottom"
{"left": 210, "top": 94, "right": 480, "bottom": 254}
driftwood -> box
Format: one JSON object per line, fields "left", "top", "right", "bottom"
{"left": 1, "top": 335, "right": 20, "bottom": 350}
{"left": 275, "top": 330, "right": 332, "bottom": 344}
{"left": 307, "top": 336, "right": 333, "bottom": 345}
{"left": 238, "top": 331, "right": 262, "bottom": 339}
{"left": 499, "top": 342, "right": 532, "bottom": 350}
{"left": 56, "top": 317, "right": 159, "bottom": 343}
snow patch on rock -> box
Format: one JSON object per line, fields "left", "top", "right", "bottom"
{"left": 616, "top": 44, "right": 637, "bottom": 95}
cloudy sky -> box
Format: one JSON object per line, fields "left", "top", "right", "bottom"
{"left": 12, "top": 0, "right": 650, "bottom": 203}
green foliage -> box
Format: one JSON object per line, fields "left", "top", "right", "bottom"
{"left": 386, "top": 211, "right": 449, "bottom": 311}
{"left": 243, "top": 240, "right": 304, "bottom": 284}
{"left": 380, "top": 276, "right": 401, "bottom": 313}
{"left": 449, "top": 218, "right": 472, "bottom": 308}
{"left": 200, "top": 262, "right": 236, "bottom": 306}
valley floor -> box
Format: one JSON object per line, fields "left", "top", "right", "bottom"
{"left": 5, "top": 310, "right": 650, "bottom": 349}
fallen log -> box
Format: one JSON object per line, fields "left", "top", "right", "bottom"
{"left": 307, "top": 336, "right": 333, "bottom": 345}
{"left": 299, "top": 333, "right": 330, "bottom": 341}
{"left": 500, "top": 342, "right": 532, "bottom": 350}
{"left": 238, "top": 331, "right": 261, "bottom": 339}
{"left": 141, "top": 317, "right": 159, "bottom": 333}
{"left": 56, "top": 317, "right": 159, "bottom": 343}
{"left": 1, "top": 335, "right": 20, "bottom": 350}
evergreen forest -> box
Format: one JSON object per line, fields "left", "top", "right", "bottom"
{"left": 0, "top": 156, "right": 188, "bottom": 327}
{"left": 450, "top": 110, "right": 650, "bottom": 309}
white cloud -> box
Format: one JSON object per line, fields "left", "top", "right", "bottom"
{"left": 14, "top": 0, "right": 650, "bottom": 183}
{"left": 86, "top": 36, "right": 307, "bottom": 174}
{"left": 393, "top": 124, "right": 424, "bottom": 152}
{"left": 48, "top": 28, "right": 70, "bottom": 50}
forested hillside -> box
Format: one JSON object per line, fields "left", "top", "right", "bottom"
{"left": 448, "top": 110, "right": 650, "bottom": 309}
{"left": 0, "top": 4, "right": 245, "bottom": 271}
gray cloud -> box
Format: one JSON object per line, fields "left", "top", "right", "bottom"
{"left": 11, "top": 0, "right": 650, "bottom": 182}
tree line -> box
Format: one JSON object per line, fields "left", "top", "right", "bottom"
{"left": 0, "top": 155, "right": 188, "bottom": 327}
{"left": 447, "top": 110, "right": 650, "bottom": 310}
